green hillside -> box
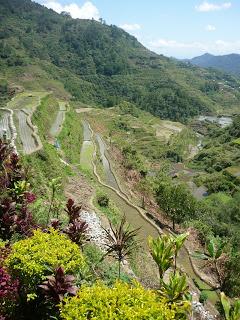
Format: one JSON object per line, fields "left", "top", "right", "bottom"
{"left": 1, "top": 0, "right": 240, "bottom": 121}
{"left": 187, "top": 53, "right": 240, "bottom": 77}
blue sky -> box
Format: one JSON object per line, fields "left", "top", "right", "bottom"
{"left": 34, "top": 0, "right": 240, "bottom": 58}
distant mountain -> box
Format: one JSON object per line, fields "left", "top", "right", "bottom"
{"left": 186, "top": 53, "right": 240, "bottom": 76}
{"left": 1, "top": 0, "right": 240, "bottom": 121}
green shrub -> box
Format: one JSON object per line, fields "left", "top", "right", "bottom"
{"left": 6, "top": 229, "right": 88, "bottom": 293}
{"left": 60, "top": 281, "right": 190, "bottom": 319}
{"left": 199, "top": 291, "right": 208, "bottom": 305}
{"left": 97, "top": 192, "right": 109, "bottom": 207}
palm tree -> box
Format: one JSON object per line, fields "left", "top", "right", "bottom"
{"left": 102, "top": 215, "right": 140, "bottom": 279}
{"left": 221, "top": 292, "right": 240, "bottom": 320}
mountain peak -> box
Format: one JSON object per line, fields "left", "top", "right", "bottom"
{"left": 188, "top": 53, "right": 240, "bottom": 76}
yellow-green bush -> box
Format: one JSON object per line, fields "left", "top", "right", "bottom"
{"left": 6, "top": 229, "right": 88, "bottom": 293}
{"left": 60, "top": 281, "right": 190, "bottom": 320}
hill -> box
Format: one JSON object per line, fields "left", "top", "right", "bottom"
{"left": 186, "top": 53, "right": 240, "bottom": 77}
{"left": 1, "top": 0, "right": 240, "bottom": 121}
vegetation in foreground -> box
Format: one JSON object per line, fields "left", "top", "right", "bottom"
{"left": 85, "top": 106, "right": 240, "bottom": 299}
{"left": 0, "top": 140, "right": 195, "bottom": 319}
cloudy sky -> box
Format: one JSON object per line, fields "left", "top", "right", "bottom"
{"left": 34, "top": 0, "right": 240, "bottom": 58}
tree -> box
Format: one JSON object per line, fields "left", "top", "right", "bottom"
{"left": 156, "top": 180, "right": 196, "bottom": 230}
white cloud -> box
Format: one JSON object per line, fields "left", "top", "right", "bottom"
{"left": 148, "top": 38, "right": 240, "bottom": 57}
{"left": 149, "top": 39, "right": 206, "bottom": 50}
{"left": 42, "top": 1, "right": 100, "bottom": 20}
{"left": 119, "top": 23, "right": 141, "bottom": 31}
{"left": 195, "top": 1, "right": 231, "bottom": 12}
{"left": 206, "top": 24, "right": 216, "bottom": 31}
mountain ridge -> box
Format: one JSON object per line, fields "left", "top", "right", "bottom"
{"left": 185, "top": 52, "right": 240, "bottom": 77}
{"left": 0, "top": 0, "right": 240, "bottom": 121}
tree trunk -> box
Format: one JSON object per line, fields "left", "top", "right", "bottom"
{"left": 118, "top": 260, "right": 121, "bottom": 280}
{"left": 174, "top": 252, "right": 177, "bottom": 274}
{"left": 141, "top": 196, "right": 145, "bottom": 209}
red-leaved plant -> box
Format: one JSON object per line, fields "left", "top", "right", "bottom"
{"left": 0, "top": 140, "right": 38, "bottom": 240}
{"left": 64, "top": 199, "right": 83, "bottom": 223}
{"left": 0, "top": 267, "right": 19, "bottom": 300}
{"left": 64, "top": 219, "right": 88, "bottom": 247}
{"left": 63, "top": 199, "right": 89, "bottom": 247}
{"left": 39, "top": 267, "right": 77, "bottom": 303}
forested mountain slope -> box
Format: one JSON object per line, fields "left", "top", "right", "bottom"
{"left": 187, "top": 53, "right": 240, "bottom": 77}
{"left": 1, "top": 0, "right": 240, "bottom": 121}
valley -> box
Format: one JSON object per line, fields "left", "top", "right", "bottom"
{"left": 0, "top": 1, "right": 240, "bottom": 319}
{"left": 1, "top": 89, "right": 227, "bottom": 318}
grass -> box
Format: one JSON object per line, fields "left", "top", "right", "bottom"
{"left": 58, "top": 106, "right": 83, "bottom": 164}
{"left": 85, "top": 107, "right": 195, "bottom": 166}
{"left": 7, "top": 91, "right": 48, "bottom": 111}
{"left": 233, "top": 138, "right": 240, "bottom": 145}
{"left": 32, "top": 94, "right": 59, "bottom": 135}
{"left": 80, "top": 141, "right": 94, "bottom": 172}
{"left": 93, "top": 189, "right": 121, "bottom": 225}
{"left": 224, "top": 166, "right": 240, "bottom": 177}
{"left": 84, "top": 243, "right": 131, "bottom": 285}
{"left": 21, "top": 93, "right": 74, "bottom": 224}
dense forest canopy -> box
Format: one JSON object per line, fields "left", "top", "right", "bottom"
{"left": 1, "top": 0, "right": 240, "bottom": 121}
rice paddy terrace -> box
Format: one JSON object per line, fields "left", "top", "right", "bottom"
{"left": 0, "top": 91, "right": 67, "bottom": 155}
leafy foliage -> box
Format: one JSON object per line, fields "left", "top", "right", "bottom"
{"left": 148, "top": 233, "right": 188, "bottom": 283}
{"left": 6, "top": 229, "right": 88, "bottom": 294}
{"left": 103, "top": 216, "right": 139, "bottom": 278}
{"left": 0, "top": 267, "right": 18, "bottom": 300}
{"left": 0, "top": 140, "right": 37, "bottom": 240}
{"left": 63, "top": 199, "right": 89, "bottom": 247}
{"left": 159, "top": 271, "right": 189, "bottom": 303}
{"left": 193, "top": 237, "right": 226, "bottom": 289}
{"left": 0, "top": 267, "right": 19, "bottom": 318}
{"left": 60, "top": 281, "right": 190, "bottom": 320}
{"left": 1, "top": 0, "right": 240, "bottom": 121}
{"left": 156, "top": 179, "right": 196, "bottom": 229}
{"left": 39, "top": 267, "right": 77, "bottom": 303}
{"left": 220, "top": 292, "right": 240, "bottom": 320}
{"left": 148, "top": 235, "right": 175, "bottom": 280}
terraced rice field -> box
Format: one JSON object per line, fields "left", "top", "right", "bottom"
{"left": 50, "top": 102, "right": 67, "bottom": 137}
{"left": 153, "top": 121, "right": 184, "bottom": 142}
{"left": 16, "top": 110, "right": 41, "bottom": 154}
{"left": 7, "top": 91, "right": 48, "bottom": 111}
{"left": 6, "top": 91, "right": 48, "bottom": 154}
{"left": 0, "top": 110, "right": 12, "bottom": 140}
